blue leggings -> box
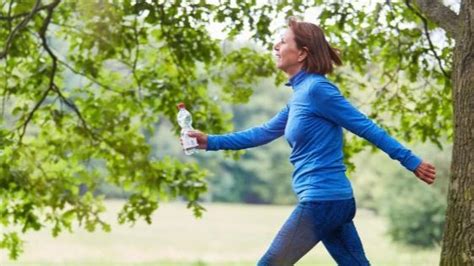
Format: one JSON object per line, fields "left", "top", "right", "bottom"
{"left": 258, "top": 198, "right": 370, "bottom": 265}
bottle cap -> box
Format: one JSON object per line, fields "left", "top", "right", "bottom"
{"left": 177, "top": 102, "right": 186, "bottom": 109}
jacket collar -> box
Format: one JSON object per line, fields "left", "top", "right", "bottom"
{"left": 285, "top": 69, "right": 307, "bottom": 87}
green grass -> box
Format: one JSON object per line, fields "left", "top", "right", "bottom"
{"left": 1, "top": 200, "right": 440, "bottom": 266}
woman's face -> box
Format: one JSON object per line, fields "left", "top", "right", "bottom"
{"left": 273, "top": 28, "right": 305, "bottom": 76}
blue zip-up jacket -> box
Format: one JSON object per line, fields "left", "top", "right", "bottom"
{"left": 206, "top": 70, "right": 422, "bottom": 202}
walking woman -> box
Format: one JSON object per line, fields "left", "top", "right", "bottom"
{"left": 182, "top": 18, "right": 436, "bottom": 265}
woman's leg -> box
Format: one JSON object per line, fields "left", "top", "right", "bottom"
{"left": 257, "top": 204, "right": 320, "bottom": 266}
{"left": 322, "top": 207, "right": 370, "bottom": 265}
{"left": 257, "top": 199, "right": 357, "bottom": 266}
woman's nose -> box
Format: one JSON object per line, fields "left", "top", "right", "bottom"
{"left": 273, "top": 42, "right": 280, "bottom": 51}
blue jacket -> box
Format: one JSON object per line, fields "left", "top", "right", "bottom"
{"left": 207, "top": 70, "right": 422, "bottom": 202}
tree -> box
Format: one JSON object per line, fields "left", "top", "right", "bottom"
{"left": 0, "top": 1, "right": 471, "bottom": 264}
{"left": 0, "top": 0, "right": 279, "bottom": 259}
{"left": 402, "top": 1, "right": 472, "bottom": 264}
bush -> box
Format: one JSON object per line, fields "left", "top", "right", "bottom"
{"left": 352, "top": 143, "right": 450, "bottom": 248}
{"left": 382, "top": 173, "right": 446, "bottom": 247}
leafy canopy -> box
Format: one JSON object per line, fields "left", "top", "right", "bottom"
{"left": 0, "top": 0, "right": 452, "bottom": 259}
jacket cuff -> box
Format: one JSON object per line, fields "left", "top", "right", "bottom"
{"left": 206, "top": 135, "right": 219, "bottom": 151}
{"left": 403, "top": 155, "right": 422, "bottom": 172}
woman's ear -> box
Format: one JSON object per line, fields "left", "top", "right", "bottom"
{"left": 298, "top": 47, "right": 309, "bottom": 63}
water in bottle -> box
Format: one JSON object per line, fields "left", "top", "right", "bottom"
{"left": 177, "top": 102, "right": 198, "bottom": 155}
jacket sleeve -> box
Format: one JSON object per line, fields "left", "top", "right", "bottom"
{"left": 310, "top": 82, "right": 422, "bottom": 171}
{"left": 206, "top": 105, "right": 288, "bottom": 151}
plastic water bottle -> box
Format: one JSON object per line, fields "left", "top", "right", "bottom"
{"left": 177, "top": 102, "right": 198, "bottom": 155}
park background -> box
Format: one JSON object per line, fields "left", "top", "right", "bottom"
{"left": 0, "top": 66, "right": 450, "bottom": 265}
{"left": 0, "top": 0, "right": 466, "bottom": 265}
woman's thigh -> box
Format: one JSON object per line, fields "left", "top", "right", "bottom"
{"left": 322, "top": 221, "right": 370, "bottom": 266}
{"left": 257, "top": 199, "right": 356, "bottom": 266}
{"left": 257, "top": 204, "right": 319, "bottom": 266}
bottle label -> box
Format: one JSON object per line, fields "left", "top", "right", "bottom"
{"left": 183, "top": 136, "right": 198, "bottom": 149}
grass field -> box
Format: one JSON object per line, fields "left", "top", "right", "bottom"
{"left": 1, "top": 200, "right": 440, "bottom": 266}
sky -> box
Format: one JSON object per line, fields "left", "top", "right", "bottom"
{"left": 206, "top": 0, "right": 460, "bottom": 51}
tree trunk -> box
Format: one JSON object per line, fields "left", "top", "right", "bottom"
{"left": 440, "top": 0, "right": 474, "bottom": 265}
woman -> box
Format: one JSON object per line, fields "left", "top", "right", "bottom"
{"left": 182, "top": 18, "right": 436, "bottom": 265}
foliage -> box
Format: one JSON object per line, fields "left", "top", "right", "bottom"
{"left": 317, "top": 1, "right": 453, "bottom": 148}
{"left": 201, "top": 77, "right": 295, "bottom": 205}
{"left": 353, "top": 143, "right": 450, "bottom": 247}
{"left": 0, "top": 0, "right": 280, "bottom": 259}
{"left": 383, "top": 174, "right": 447, "bottom": 247}
{"left": 0, "top": 0, "right": 455, "bottom": 259}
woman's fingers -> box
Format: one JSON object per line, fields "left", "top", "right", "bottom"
{"left": 419, "top": 172, "right": 435, "bottom": 184}
{"left": 187, "top": 130, "right": 201, "bottom": 138}
{"left": 426, "top": 162, "right": 435, "bottom": 169}
{"left": 422, "top": 178, "right": 434, "bottom": 185}
{"left": 422, "top": 166, "right": 436, "bottom": 179}
{"left": 425, "top": 169, "right": 436, "bottom": 176}
{"left": 179, "top": 138, "right": 186, "bottom": 151}
{"left": 419, "top": 168, "right": 435, "bottom": 179}
{"left": 428, "top": 168, "right": 436, "bottom": 175}
{"left": 421, "top": 163, "right": 436, "bottom": 173}
{"left": 417, "top": 172, "right": 433, "bottom": 184}
{"left": 415, "top": 161, "right": 436, "bottom": 185}
{"left": 418, "top": 167, "right": 434, "bottom": 177}
{"left": 183, "top": 130, "right": 207, "bottom": 150}
{"left": 423, "top": 173, "right": 435, "bottom": 181}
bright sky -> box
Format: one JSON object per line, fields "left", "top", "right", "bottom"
{"left": 206, "top": 0, "right": 459, "bottom": 50}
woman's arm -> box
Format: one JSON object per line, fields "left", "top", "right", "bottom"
{"left": 190, "top": 105, "right": 289, "bottom": 151}
{"left": 310, "top": 82, "right": 435, "bottom": 184}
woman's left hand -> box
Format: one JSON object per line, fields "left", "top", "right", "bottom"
{"left": 414, "top": 161, "right": 436, "bottom": 185}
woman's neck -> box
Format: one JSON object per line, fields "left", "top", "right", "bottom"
{"left": 286, "top": 66, "right": 303, "bottom": 79}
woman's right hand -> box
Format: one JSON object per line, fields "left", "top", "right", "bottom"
{"left": 414, "top": 161, "right": 436, "bottom": 185}
{"left": 182, "top": 130, "right": 208, "bottom": 150}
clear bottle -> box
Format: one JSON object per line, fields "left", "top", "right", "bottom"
{"left": 177, "top": 102, "right": 198, "bottom": 155}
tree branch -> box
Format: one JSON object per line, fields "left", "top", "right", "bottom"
{"left": 57, "top": 59, "right": 125, "bottom": 94}
{"left": 17, "top": 87, "right": 52, "bottom": 143}
{"left": 6, "top": 0, "right": 14, "bottom": 31}
{"left": 51, "top": 23, "right": 139, "bottom": 97}
{"left": 53, "top": 22, "right": 114, "bottom": 48}
{"left": 38, "top": 0, "right": 61, "bottom": 91}
{"left": 17, "top": 0, "right": 61, "bottom": 144}
{"left": 14, "top": 0, "right": 139, "bottom": 146}
{"left": 132, "top": 18, "right": 142, "bottom": 100}
{"left": 405, "top": 0, "right": 451, "bottom": 79}
{"left": 0, "top": 0, "right": 42, "bottom": 60}
{"left": 2, "top": 1, "right": 14, "bottom": 117}
{"left": 413, "top": 0, "right": 460, "bottom": 38}
{"left": 0, "top": 4, "right": 51, "bottom": 21}
{"left": 40, "top": 1, "right": 99, "bottom": 142}
{"left": 51, "top": 84, "right": 99, "bottom": 141}
{"left": 155, "top": 3, "right": 193, "bottom": 85}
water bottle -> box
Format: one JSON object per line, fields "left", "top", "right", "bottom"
{"left": 177, "top": 102, "right": 198, "bottom": 155}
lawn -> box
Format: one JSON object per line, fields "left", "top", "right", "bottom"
{"left": 1, "top": 200, "right": 440, "bottom": 266}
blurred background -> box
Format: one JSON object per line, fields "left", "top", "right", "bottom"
{"left": 1, "top": 74, "right": 450, "bottom": 265}
{"left": 0, "top": 0, "right": 457, "bottom": 265}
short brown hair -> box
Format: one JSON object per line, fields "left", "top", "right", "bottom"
{"left": 288, "top": 17, "right": 342, "bottom": 74}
